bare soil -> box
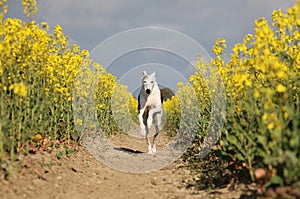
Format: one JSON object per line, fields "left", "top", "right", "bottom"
{"left": 0, "top": 132, "right": 253, "bottom": 199}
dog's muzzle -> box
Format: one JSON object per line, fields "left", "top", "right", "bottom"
{"left": 146, "top": 89, "right": 151, "bottom": 94}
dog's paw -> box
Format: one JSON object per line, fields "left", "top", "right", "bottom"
{"left": 151, "top": 147, "right": 156, "bottom": 154}
{"left": 147, "top": 149, "right": 156, "bottom": 155}
{"left": 147, "top": 150, "right": 154, "bottom": 154}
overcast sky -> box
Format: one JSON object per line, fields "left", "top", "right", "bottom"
{"left": 6, "top": 0, "right": 295, "bottom": 94}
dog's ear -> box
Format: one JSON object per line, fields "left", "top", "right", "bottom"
{"left": 151, "top": 71, "right": 156, "bottom": 76}
{"left": 143, "top": 71, "right": 147, "bottom": 77}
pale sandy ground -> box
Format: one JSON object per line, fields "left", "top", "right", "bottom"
{"left": 1, "top": 132, "right": 252, "bottom": 199}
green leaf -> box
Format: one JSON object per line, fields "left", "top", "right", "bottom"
{"left": 56, "top": 151, "right": 63, "bottom": 160}
{"left": 257, "top": 135, "right": 266, "bottom": 146}
{"left": 227, "top": 134, "right": 238, "bottom": 145}
{"left": 236, "top": 153, "right": 245, "bottom": 161}
{"left": 265, "top": 174, "right": 283, "bottom": 188}
{"left": 65, "top": 147, "right": 78, "bottom": 157}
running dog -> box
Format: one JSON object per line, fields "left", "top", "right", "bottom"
{"left": 138, "top": 71, "right": 163, "bottom": 154}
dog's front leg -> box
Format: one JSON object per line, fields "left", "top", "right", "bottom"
{"left": 147, "top": 109, "right": 154, "bottom": 129}
{"left": 147, "top": 106, "right": 161, "bottom": 129}
{"left": 138, "top": 107, "right": 147, "bottom": 136}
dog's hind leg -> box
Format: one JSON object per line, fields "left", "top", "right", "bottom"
{"left": 152, "top": 133, "right": 158, "bottom": 154}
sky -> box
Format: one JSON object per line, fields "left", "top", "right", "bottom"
{"left": 6, "top": 0, "right": 295, "bottom": 95}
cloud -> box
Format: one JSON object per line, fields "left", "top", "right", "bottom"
{"left": 5, "top": 0, "right": 295, "bottom": 91}
{"left": 5, "top": 0, "right": 291, "bottom": 52}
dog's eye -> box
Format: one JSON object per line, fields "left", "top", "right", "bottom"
{"left": 151, "top": 81, "right": 153, "bottom": 83}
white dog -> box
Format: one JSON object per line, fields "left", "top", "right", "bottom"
{"left": 138, "top": 71, "right": 163, "bottom": 154}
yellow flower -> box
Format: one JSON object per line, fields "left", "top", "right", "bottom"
{"left": 276, "top": 84, "right": 287, "bottom": 93}
{"left": 267, "top": 122, "right": 274, "bottom": 130}
{"left": 213, "top": 38, "right": 227, "bottom": 55}
{"left": 276, "top": 70, "right": 287, "bottom": 79}
{"left": 253, "top": 90, "right": 260, "bottom": 99}
{"left": 262, "top": 113, "right": 268, "bottom": 121}
{"left": 81, "top": 49, "right": 90, "bottom": 57}
{"left": 9, "top": 82, "right": 28, "bottom": 97}
{"left": 72, "top": 44, "right": 80, "bottom": 53}
{"left": 235, "top": 105, "right": 241, "bottom": 113}
{"left": 22, "top": 0, "right": 38, "bottom": 17}
{"left": 41, "top": 22, "right": 49, "bottom": 30}
{"left": 245, "top": 79, "right": 252, "bottom": 87}
{"left": 75, "top": 119, "right": 83, "bottom": 126}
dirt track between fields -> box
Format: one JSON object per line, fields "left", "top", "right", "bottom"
{"left": 0, "top": 132, "right": 251, "bottom": 199}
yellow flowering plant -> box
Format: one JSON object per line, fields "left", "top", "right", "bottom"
{"left": 163, "top": 95, "right": 180, "bottom": 136}
{"left": 163, "top": 81, "right": 204, "bottom": 137}
{"left": 0, "top": 0, "right": 136, "bottom": 160}
{"left": 213, "top": 2, "right": 300, "bottom": 187}
{"left": 0, "top": 0, "right": 89, "bottom": 157}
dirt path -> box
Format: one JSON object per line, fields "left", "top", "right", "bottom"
{"left": 0, "top": 132, "right": 250, "bottom": 199}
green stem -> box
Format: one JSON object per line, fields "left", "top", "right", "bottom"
{"left": 0, "top": 123, "right": 4, "bottom": 158}
{"left": 248, "top": 156, "right": 255, "bottom": 181}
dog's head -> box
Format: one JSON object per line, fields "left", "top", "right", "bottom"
{"left": 142, "top": 71, "right": 156, "bottom": 95}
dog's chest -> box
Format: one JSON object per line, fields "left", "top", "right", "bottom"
{"left": 145, "top": 94, "right": 160, "bottom": 107}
